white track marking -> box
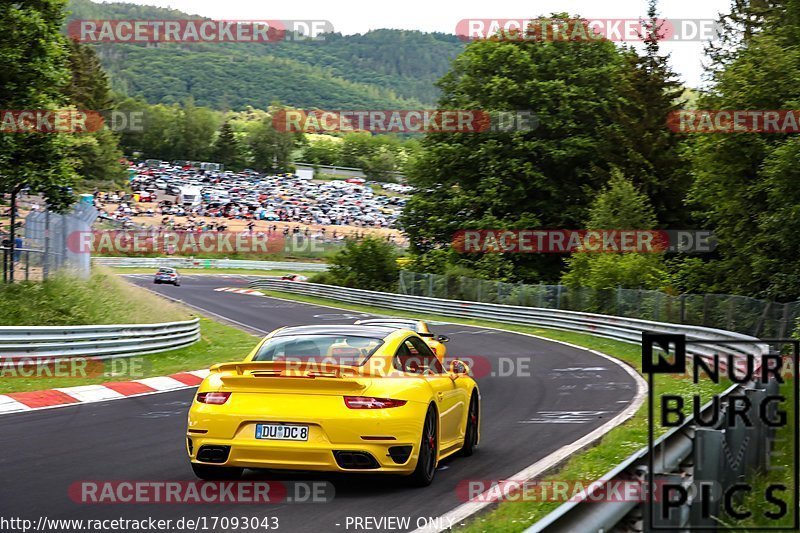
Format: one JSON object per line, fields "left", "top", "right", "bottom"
{"left": 0, "top": 396, "right": 31, "bottom": 413}
{"left": 55, "top": 385, "right": 124, "bottom": 403}
{"left": 135, "top": 376, "right": 186, "bottom": 391}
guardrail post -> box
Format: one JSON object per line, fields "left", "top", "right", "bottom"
{"left": 744, "top": 387, "right": 767, "bottom": 472}
{"left": 643, "top": 474, "right": 690, "bottom": 531}
{"left": 691, "top": 428, "right": 725, "bottom": 528}
{"left": 723, "top": 396, "right": 749, "bottom": 490}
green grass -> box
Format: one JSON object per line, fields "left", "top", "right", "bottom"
{"left": 0, "top": 317, "right": 259, "bottom": 394}
{"left": 0, "top": 268, "right": 261, "bottom": 393}
{"left": 255, "top": 288, "right": 732, "bottom": 531}
{"left": 0, "top": 268, "right": 189, "bottom": 326}
{"left": 735, "top": 378, "right": 797, "bottom": 530}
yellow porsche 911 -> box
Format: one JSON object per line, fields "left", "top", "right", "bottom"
{"left": 187, "top": 325, "right": 479, "bottom": 486}
{"left": 354, "top": 318, "right": 450, "bottom": 362}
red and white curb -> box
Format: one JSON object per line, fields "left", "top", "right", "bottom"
{"left": 214, "top": 287, "right": 265, "bottom": 297}
{"left": 0, "top": 369, "right": 210, "bottom": 415}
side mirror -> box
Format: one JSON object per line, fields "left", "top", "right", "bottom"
{"left": 449, "top": 359, "right": 470, "bottom": 377}
{"left": 436, "top": 335, "right": 451, "bottom": 343}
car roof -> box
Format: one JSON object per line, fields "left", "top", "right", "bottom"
{"left": 274, "top": 325, "right": 401, "bottom": 338}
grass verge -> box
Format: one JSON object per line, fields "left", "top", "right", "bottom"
{"left": 0, "top": 267, "right": 260, "bottom": 393}
{"left": 256, "top": 288, "right": 733, "bottom": 531}
{"left": 0, "top": 317, "right": 259, "bottom": 394}
{"left": 0, "top": 268, "right": 188, "bottom": 326}
{"left": 735, "top": 377, "right": 797, "bottom": 530}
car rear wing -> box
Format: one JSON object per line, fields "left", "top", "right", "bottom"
{"left": 210, "top": 361, "right": 371, "bottom": 393}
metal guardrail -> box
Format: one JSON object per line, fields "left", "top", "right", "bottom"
{"left": 93, "top": 257, "right": 329, "bottom": 272}
{"left": 246, "top": 280, "right": 765, "bottom": 367}
{"left": 524, "top": 378, "right": 781, "bottom": 532}
{"left": 0, "top": 318, "right": 201, "bottom": 360}
{"left": 248, "top": 280, "right": 778, "bottom": 531}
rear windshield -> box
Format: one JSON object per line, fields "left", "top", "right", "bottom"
{"left": 253, "top": 334, "right": 384, "bottom": 366}
{"left": 158, "top": 268, "right": 175, "bottom": 273}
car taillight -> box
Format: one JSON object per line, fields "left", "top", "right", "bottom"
{"left": 344, "top": 396, "right": 407, "bottom": 409}
{"left": 197, "top": 392, "right": 231, "bottom": 405}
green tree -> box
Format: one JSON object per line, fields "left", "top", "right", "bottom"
{"left": 0, "top": 0, "right": 76, "bottom": 210}
{"left": 173, "top": 100, "right": 219, "bottom": 161}
{"left": 64, "top": 38, "right": 126, "bottom": 184}
{"left": 562, "top": 170, "right": 667, "bottom": 290}
{"left": 612, "top": 0, "right": 691, "bottom": 228}
{"left": 64, "top": 38, "right": 113, "bottom": 111}
{"left": 402, "top": 15, "right": 637, "bottom": 282}
{"left": 684, "top": 0, "right": 800, "bottom": 299}
{"left": 247, "top": 113, "right": 300, "bottom": 173}
{"left": 361, "top": 149, "right": 397, "bottom": 181}
{"left": 326, "top": 237, "right": 400, "bottom": 291}
{"left": 301, "top": 139, "right": 342, "bottom": 166}
{"left": 211, "top": 121, "right": 244, "bottom": 170}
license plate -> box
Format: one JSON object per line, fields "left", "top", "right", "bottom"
{"left": 255, "top": 424, "right": 309, "bottom": 441}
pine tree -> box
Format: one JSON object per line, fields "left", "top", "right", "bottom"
{"left": 612, "top": 0, "right": 691, "bottom": 228}
{"left": 686, "top": 0, "right": 800, "bottom": 299}
{"left": 562, "top": 170, "right": 667, "bottom": 291}
{"left": 65, "top": 38, "right": 113, "bottom": 111}
{"left": 211, "top": 121, "right": 243, "bottom": 170}
{"left": 64, "top": 38, "right": 126, "bottom": 183}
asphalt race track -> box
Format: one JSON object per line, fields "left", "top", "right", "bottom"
{"left": 0, "top": 275, "right": 640, "bottom": 532}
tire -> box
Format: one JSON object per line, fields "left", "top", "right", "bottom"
{"left": 174, "top": 282, "right": 180, "bottom": 287}
{"left": 190, "top": 463, "right": 243, "bottom": 480}
{"left": 460, "top": 393, "right": 479, "bottom": 457}
{"left": 407, "top": 405, "right": 438, "bottom": 487}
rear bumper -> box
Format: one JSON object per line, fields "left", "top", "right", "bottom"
{"left": 187, "top": 398, "right": 428, "bottom": 474}
{"left": 188, "top": 438, "right": 418, "bottom": 473}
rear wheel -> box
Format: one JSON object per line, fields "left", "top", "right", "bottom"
{"left": 190, "top": 463, "right": 243, "bottom": 480}
{"left": 407, "top": 406, "right": 437, "bottom": 487}
{"left": 460, "top": 394, "right": 479, "bottom": 457}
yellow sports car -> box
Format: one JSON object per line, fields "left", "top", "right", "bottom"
{"left": 354, "top": 318, "right": 450, "bottom": 361}
{"left": 187, "top": 325, "right": 479, "bottom": 486}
